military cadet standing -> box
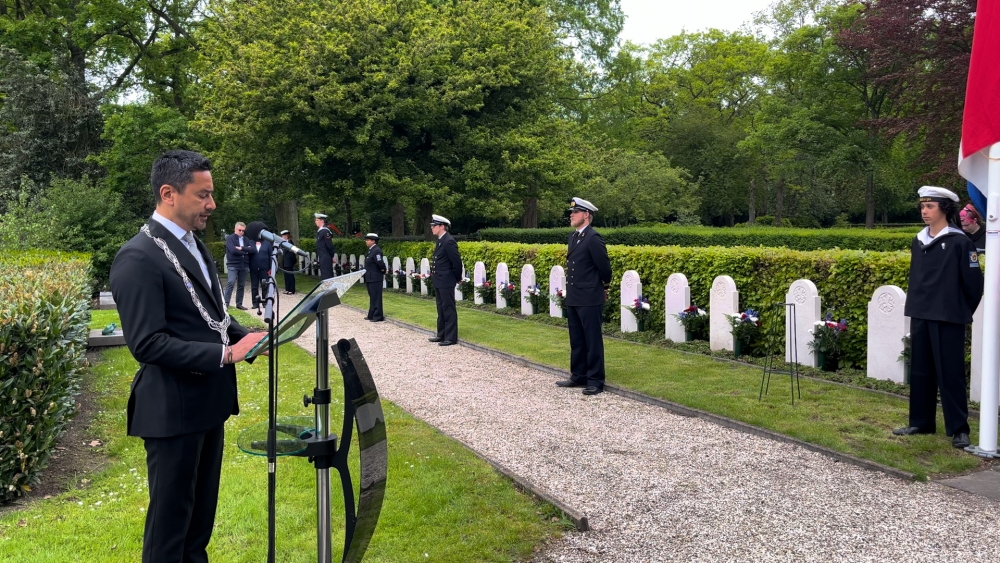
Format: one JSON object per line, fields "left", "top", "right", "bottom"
{"left": 363, "top": 233, "right": 388, "bottom": 322}
{"left": 894, "top": 186, "right": 983, "bottom": 449}
{"left": 429, "top": 215, "right": 462, "bottom": 346}
{"left": 556, "top": 197, "right": 612, "bottom": 396}
{"left": 279, "top": 230, "right": 297, "bottom": 294}
{"left": 314, "top": 212, "right": 336, "bottom": 280}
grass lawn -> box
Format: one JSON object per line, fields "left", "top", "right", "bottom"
{"left": 339, "top": 289, "right": 986, "bottom": 480}
{"left": 2, "top": 309, "right": 565, "bottom": 562}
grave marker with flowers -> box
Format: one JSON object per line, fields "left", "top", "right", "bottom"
{"left": 626, "top": 296, "right": 652, "bottom": 332}
{"left": 674, "top": 305, "right": 709, "bottom": 341}
{"left": 526, "top": 284, "right": 547, "bottom": 315}
{"left": 809, "top": 312, "right": 847, "bottom": 371}
{"left": 549, "top": 287, "right": 567, "bottom": 318}
{"left": 394, "top": 269, "right": 407, "bottom": 291}
{"left": 498, "top": 282, "right": 518, "bottom": 309}
{"left": 475, "top": 279, "right": 496, "bottom": 304}
{"left": 727, "top": 308, "right": 761, "bottom": 358}
{"left": 457, "top": 274, "right": 473, "bottom": 301}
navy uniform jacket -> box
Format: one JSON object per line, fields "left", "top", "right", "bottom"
{"left": 363, "top": 243, "right": 388, "bottom": 283}
{"left": 224, "top": 232, "right": 256, "bottom": 269}
{"left": 316, "top": 227, "right": 336, "bottom": 263}
{"left": 565, "top": 225, "right": 612, "bottom": 308}
{"left": 249, "top": 240, "right": 273, "bottom": 270}
{"left": 904, "top": 226, "right": 984, "bottom": 324}
{"left": 111, "top": 219, "right": 253, "bottom": 438}
{"left": 279, "top": 241, "right": 298, "bottom": 269}
{"left": 431, "top": 232, "right": 463, "bottom": 288}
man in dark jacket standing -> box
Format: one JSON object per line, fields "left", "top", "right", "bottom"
{"left": 279, "top": 230, "right": 297, "bottom": 294}
{"left": 314, "top": 212, "right": 337, "bottom": 280}
{"left": 894, "top": 186, "right": 984, "bottom": 449}
{"left": 223, "top": 222, "right": 255, "bottom": 309}
{"left": 248, "top": 237, "right": 273, "bottom": 309}
{"left": 429, "top": 214, "right": 462, "bottom": 346}
{"left": 363, "top": 233, "right": 388, "bottom": 321}
{"left": 556, "top": 197, "right": 612, "bottom": 396}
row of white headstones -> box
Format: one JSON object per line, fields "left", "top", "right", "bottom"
{"left": 367, "top": 255, "right": 989, "bottom": 397}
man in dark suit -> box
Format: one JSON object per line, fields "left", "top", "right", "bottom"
{"left": 110, "top": 150, "right": 265, "bottom": 563}
{"left": 279, "top": 230, "right": 297, "bottom": 294}
{"left": 248, "top": 237, "right": 273, "bottom": 309}
{"left": 556, "top": 197, "right": 612, "bottom": 396}
{"left": 429, "top": 214, "right": 462, "bottom": 346}
{"left": 223, "top": 222, "right": 255, "bottom": 309}
{"left": 314, "top": 212, "right": 337, "bottom": 280}
{"left": 363, "top": 233, "right": 388, "bottom": 321}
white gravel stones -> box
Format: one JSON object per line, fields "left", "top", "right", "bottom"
{"left": 281, "top": 293, "right": 1000, "bottom": 562}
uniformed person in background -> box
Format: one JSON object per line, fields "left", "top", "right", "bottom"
{"left": 363, "top": 233, "right": 387, "bottom": 322}
{"left": 429, "top": 215, "right": 462, "bottom": 346}
{"left": 555, "top": 197, "right": 612, "bottom": 396}
{"left": 279, "top": 230, "right": 297, "bottom": 295}
{"left": 314, "top": 212, "right": 336, "bottom": 280}
{"left": 894, "top": 186, "right": 983, "bottom": 449}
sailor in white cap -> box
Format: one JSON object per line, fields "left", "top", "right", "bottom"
{"left": 278, "top": 230, "right": 297, "bottom": 294}
{"left": 429, "top": 214, "right": 462, "bottom": 345}
{"left": 363, "top": 233, "right": 387, "bottom": 321}
{"left": 556, "top": 197, "right": 612, "bottom": 395}
{"left": 894, "top": 185, "right": 983, "bottom": 449}
{"left": 313, "top": 212, "right": 336, "bottom": 280}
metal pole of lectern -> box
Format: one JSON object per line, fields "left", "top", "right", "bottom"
{"left": 315, "top": 309, "right": 333, "bottom": 563}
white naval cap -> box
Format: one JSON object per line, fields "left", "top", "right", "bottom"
{"left": 917, "top": 186, "right": 959, "bottom": 202}
{"left": 314, "top": 212, "right": 328, "bottom": 219}
{"left": 279, "top": 229, "right": 290, "bottom": 235}
{"left": 365, "top": 232, "right": 379, "bottom": 240}
{"left": 568, "top": 197, "right": 598, "bottom": 213}
{"left": 430, "top": 214, "right": 451, "bottom": 226}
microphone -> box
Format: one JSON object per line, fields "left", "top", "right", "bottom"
{"left": 245, "top": 221, "right": 309, "bottom": 258}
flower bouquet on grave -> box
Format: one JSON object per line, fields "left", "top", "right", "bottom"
{"left": 808, "top": 311, "right": 847, "bottom": 371}
{"left": 727, "top": 308, "right": 761, "bottom": 357}
{"left": 394, "top": 269, "right": 407, "bottom": 290}
{"left": 526, "top": 284, "right": 548, "bottom": 315}
{"left": 334, "top": 262, "right": 343, "bottom": 277}
{"left": 422, "top": 273, "right": 435, "bottom": 297}
{"left": 549, "top": 288, "right": 567, "bottom": 317}
{"left": 457, "top": 275, "right": 474, "bottom": 298}
{"left": 475, "top": 279, "right": 496, "bottom": 304}
{"left": 626, "top": 296, "right": 652, "bottom": 332}
{"left": 407, "top": 271, "right": 423, "bottom": 291}
{"left": 498, "top": 282, "right": 518, "bottom": 307}
{"left": 674, "top": 305, "right": 708, "bottom": 341}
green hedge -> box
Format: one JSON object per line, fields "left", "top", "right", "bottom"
{"left": 358, "top": 241, "right": 912, "bottom": 366}
{"left": 0, "top": 251, "right": 92, "bottom": 502}
{"left": 475, "top": 225, "right": 919, "bottom": 252}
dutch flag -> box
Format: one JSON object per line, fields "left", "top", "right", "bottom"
{"left": 958, "top": 2, "right": 1000, "bottom": 212}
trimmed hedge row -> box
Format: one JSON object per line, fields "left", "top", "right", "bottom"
{"left": 474, "top": 225, "right": 919, "bottom": 252}
{"left": 0, "top": 251, "right": 92, "bottom": 502}
{"left": 338, "top": 240, "right": 912, "bottom": 367}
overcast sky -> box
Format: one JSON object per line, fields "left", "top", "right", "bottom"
{"left": 619, "top": 0, "right": 777, "bottom": 45}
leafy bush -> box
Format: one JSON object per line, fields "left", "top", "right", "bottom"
{"left": 0, "top": 251, "right": 91, "bottom": 502}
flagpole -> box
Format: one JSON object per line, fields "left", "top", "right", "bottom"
{"left": 969, "top": 142, "right": 1000, "bottom": 458}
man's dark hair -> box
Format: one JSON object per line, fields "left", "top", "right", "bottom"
{"left": 919, "top": 198, "right": 960, "bottom": 228}
{"left": 151, "top": 150, "right": 212, "bottom": 203}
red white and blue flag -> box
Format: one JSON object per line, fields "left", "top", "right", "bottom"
{"left": 959, "top": 1, "right": 1000, "bottom": 213}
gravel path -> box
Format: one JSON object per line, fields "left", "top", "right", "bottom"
{"left": 278, "top": 291, "right": 1000, "bottom": 562}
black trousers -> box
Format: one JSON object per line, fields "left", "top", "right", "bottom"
{"left": 435, "top": 287, "right": 458, "bottom": 342}
{"left": 249, "top": 267, "right": 269, "bottom": 306}
{"left": 142, "top": 425, "right": 225, "bottom": 563}
{"left": 567, "top": 305, "right": 605, "bottom": 388}
{"left": 366, "top": 281, "right": 384, "bottom": 320}
{"left": 319, "top": 260, "right": 334, "bottom": 280}
{"left": 283, "top": 271, "right": 296, "bottom": 293}
{"left": 909, "top": 318, "right": 970, "bottom": 436}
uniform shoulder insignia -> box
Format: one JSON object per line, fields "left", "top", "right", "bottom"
{"left": 376, "top": 254, "right": 382, "bottom": 260}
{"left": 970, "top": 251, "right": 980, "bottom": 267}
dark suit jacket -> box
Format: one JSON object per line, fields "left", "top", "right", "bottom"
{"left": 565, "top": 225, "right": 612, "bottom": 307}
{"left": 363, "top": 243, "right": 387, "bottom": 283}
{"left": 431, "top": 232, "right": 462, "bottom": 288}
{"left": 249, "top": 240, "right": 273, "bottom": 270}
{"left": 224, "top": 232, "right": 256, "bottom": 270}
{"left": 110, "top": 218, "right": 252, "bottom": 438}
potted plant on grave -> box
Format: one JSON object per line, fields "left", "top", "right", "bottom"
{"left": 898, "top": 333, "right": 911, "bottom": 384}
{"left": 674, "top": 305, "right": 708, "bottom": 341}
{"left": 727, "top": 308, "right": 761, "bottom": 358}
{"left": 549, "top": 288, "right": 567, "bottom": 317}
{"left": 408, "top": 271, "right": 423, "bottom": 292}
{"left": 498, "top": 282, "right": 518, "bottom": 308}
{"left": 626, "top": 296, "right": 652, "bottom": 332}
{"left": 334, "top": 262, "right": 343, "bottom": 277}
{"left": 394, "top": 269, "right": 407, "bottom": 290}
{"left": 422, "top": 273, "right": 435, "bottom": 297}
{"left": 526, "top": 284, "right": 547, "bottom": 315}
{"left": 457, "top": 275, "right": 474, "bottom": 298}
{"left": 475, "top": 279, "right": 496, "bottom": 304}
{"left": 808, "top": 312, "right": 847, "bottom": 371}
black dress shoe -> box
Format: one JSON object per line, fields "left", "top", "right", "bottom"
{"left": 438, "top": 340, "right": 456, "bottom": 346}
{"left": 953, "top": 432, "right": 971, "bottom": 449}
{"left": 236, "top": 305, "right": 248, "bottom": 310}
{"left": 555, "top": 379, "right": 586, "bottom": 388}
{"left": 892, "top": 426, "right": 934, "bottom": 436}
{"left": 371, "top": 318, "right": 385, "bottom": 323}
{"left": 428, "top": 337, "right": 443, "bottom": 342}
{"left": 582, "top": 386, "right": 604, "bottom": 396}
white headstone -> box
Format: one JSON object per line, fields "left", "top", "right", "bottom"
{"left": 350, "top": 255, "right": 357, "bottom": 270}
{"left": 455, "top": 265, "right": 466, "bottom": 301}
{"left": 496, "top": 263, "right": 510, "bottom": 308}
{"left": 420, "top": 258, "right": 431, "bottom": 295}
{"left": 473, "top": 261, "right": 487, "bottom": 305}
{"left": 549, "top": 266, "right": 566, "bottom": 317}
{"left": 786, "top": 279, "right": 821, "bottom": 366}
{"left": 665, "top": 273, "right": 690, "bottom": 342}
{"left": 866, "top": 285, "right": 909, "bottom": 383}
{"left": 709, "top": 276, "right": 739, "bottom": 352}
{"left": 392, "top": 257, "right": 402, "bottom": 289}
{"left": 341, "top": 253, "right": 347, "bottom": 265}
{"left": 405, "top": 257, "right": 415, "bottom": 293}
{"left": 972, "top": 301, "right": 985, "bottom": 402}
{"left": 620, "top": 270, "right": 642, "bottom": 333}
{"left": 383, "top": 257, "right": 389, "bottom": 288}
{"left": 520, "top": 265, "right": 536, "bottom": 315}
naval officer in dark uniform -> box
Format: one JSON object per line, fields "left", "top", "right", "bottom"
{"left": 429, "top": 214, "right": 462, "bottom": 346}
{"left": 363, "top": 233, "right": 388, "bottom": 322}
{"left": 314, "top": 212, "right": 336, "bottom": 280}
{"left": 279, "top": 230, "right": 297, "bottom": 294}
{"left": 556, "top": 197, "right": 612, "bottom": 396}
{"left": 894, "top": 186, "right": 983, "bottom": 449}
